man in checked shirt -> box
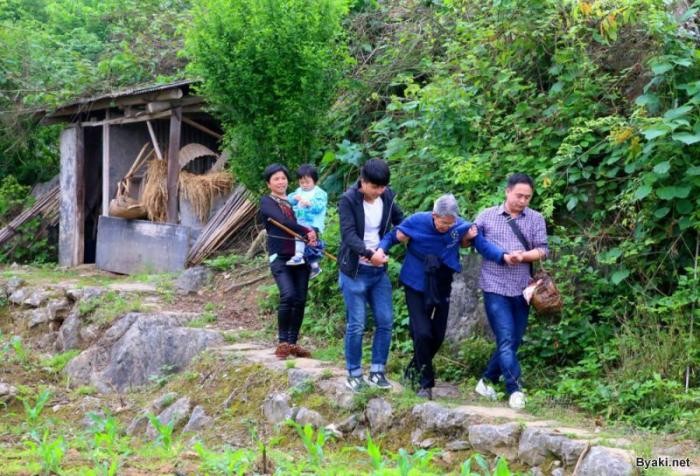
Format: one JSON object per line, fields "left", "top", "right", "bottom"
{"left": 473, "top": 173, "right": 548, "bottom": 410}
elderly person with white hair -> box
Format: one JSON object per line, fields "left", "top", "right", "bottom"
{"left": 377, "top": 194, "right": 510, "bottom": 399}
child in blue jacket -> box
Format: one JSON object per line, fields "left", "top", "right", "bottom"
{"left": 287, "top": 164, "right": 327, "bottom": 279}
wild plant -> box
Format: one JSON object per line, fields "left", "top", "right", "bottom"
{"left": 88, "top": 413, "right": 121, "bottom": 453}
{"left": 193, "top": 441, "right": 254, "bottom": 476}
{"left": 10, "top": 335, "right": 30, "bottom": 365}
{"left": 86, "top": 413, "right": 126, "bottom": 476}
{"left": 394, "top": 448, "right": 435, "bottom": 476}
{"left": 92, "top": 455, "right": 120, "bottom": 476}
{"left": 147, "top": 413, "right": 175, "bottom": 451}
{"left": 460, "top": 453, "right": 489, "bottom": 476}
{"left": 22, "top": 388, "right": 52, "bottom": 426}
{"left": 287, "top": 420, "right": 329, "bottom": 466}
{"left": 362, "top": 433, "right": 384, "bottom": 472}
{"left": 492, "top": 457, "right": 513, "bottom": 476}
{"left": 25, "top": 430, "right": 65, "bottom": 475}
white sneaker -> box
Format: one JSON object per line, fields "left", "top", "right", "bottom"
{"left": 509, "top": 391, "right": 526, "bottom": 410}
{"left": 286, "top": 254, "right": 305, "bottom": 266}
{"left": 475, "top": 379, "right": 498, "bottom": 401}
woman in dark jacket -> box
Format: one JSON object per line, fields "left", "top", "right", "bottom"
{"left": 259, "top": 164, "right": 317, "bottom": 359}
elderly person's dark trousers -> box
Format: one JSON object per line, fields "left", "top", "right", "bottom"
{"left": 270, "top": 257, "right": 310, "bottom": 343}
{"left": 404, "top": 285, "right": 450, "bottom": 389}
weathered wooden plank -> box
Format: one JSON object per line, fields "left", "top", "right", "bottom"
{"left": 102, "top": 111, "right": 110, "bottom": 215}
{"left": 146, "top": 120, "right": 164, "bottom": 161}
{"left": 58, "top": 126, "right": 85, "bottom": 266}
{"left": 81, "top": 111, "right": 171, "bottom": 128}
{"left": 167, "top": 107, "right": 182, "bottom": 223}
{"left": 182, "top": 116, "right": 223, "bottom": 140}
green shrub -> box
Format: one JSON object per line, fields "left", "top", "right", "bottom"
{"left": 185, "top": 0, "right": 351, "bottom": 193}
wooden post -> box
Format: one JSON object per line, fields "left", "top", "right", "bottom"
{"left": 102, "top": 110, "right": 110, "bottom": 215}
{"left": 58, "top": 125, "right": 85, "bottom": 266}
{"left": 166, "top": 107, "right": 182, "bottom": 223}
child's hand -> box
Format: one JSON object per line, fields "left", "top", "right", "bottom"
{"left": 299, "top": 198, "right": 311, "bottom": 207}
{"left": 293, "top": 194, "right": 302, "bottom": 202}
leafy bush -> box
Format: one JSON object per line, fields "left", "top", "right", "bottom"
{"left": 185, "top": 0, "right": 351, "bottom": 192}
{"left": 310, "top": 0, "right": 699, "bottom": 434}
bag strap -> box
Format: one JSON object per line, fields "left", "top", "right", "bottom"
{"left": 505, "top": 215, "right": 534, "bottom": 277}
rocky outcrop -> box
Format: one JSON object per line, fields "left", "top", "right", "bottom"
{"left": 365, "top": 398, "right": 393, "bottom": 433}
{"left": 182, "top": 405, "right": 213, "bottom": 433}
{"left": 64, "top": 312, "right": 222, "bottom": 393}
{"left": 411, "top": 402, "right": 471, "bottom": 434}
{"left": 174, "top": 266, "right": 213, "bottom": 295}
{"left": 445, "top": 254, "right": 491, "bottom": 344}
{"left": 146, "top": 397, "right": 192, "bottom": 439}
{"left": 294, "top": 407, "right": 325, "bottom": 428}
{"left": 577, "top": 446, "right": 635, "bottom": 476}
{"left": 469, "top": 423, "right": 521, "bottom": 460}
{"left": 0, "top": 382, "right": 18, "bottom": 404}
{"left": 263, "top": 392, "right": 293, "bottom": 425}
{"left": 518, "top": 427, "right": 588, "bottom": 467}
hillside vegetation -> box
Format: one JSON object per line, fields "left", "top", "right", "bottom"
{"left": 0, "top": 0, "right": 698, "bottom": 440}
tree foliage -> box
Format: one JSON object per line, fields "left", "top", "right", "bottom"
{"left": 0, "top": 0, "right": 697, "bottom": 435}
{"left": 307, "top": 0, "right": 699, "bottom": 435}
{"left": 184, "top": 0, "right": 351, "bottom": 192}
{"left": 0, "top": 0, "right": 191, "bottom": 186}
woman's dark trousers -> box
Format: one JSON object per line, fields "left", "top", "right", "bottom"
{"left": 404, "top": 285, "right": 451, "bottom": 389}
{"left": 270, "top": 257, "right": 310, "bottom": 344}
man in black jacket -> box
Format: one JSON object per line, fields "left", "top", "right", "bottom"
{"left": 338, "top": 159, "right": 404, "bottom": 392}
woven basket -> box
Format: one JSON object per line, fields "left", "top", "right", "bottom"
{"left": 108, "top": 143, "right": 151, "bottom": 220}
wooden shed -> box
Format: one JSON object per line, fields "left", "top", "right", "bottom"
{"left": 43, "top": 80, "right": 234, "bottom": 273}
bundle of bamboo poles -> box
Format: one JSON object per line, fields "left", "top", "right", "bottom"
{"left": 186, "top": 185, "right": 257, "bottom": 265}
{"left": 0, "top": 185, "right": 60, "bottom": 247}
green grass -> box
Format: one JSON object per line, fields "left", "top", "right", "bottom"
{"left": 187, "top": 311, "right": 217, "bottom": 328}
{"left": 222, "top": 328, "right": 269, "bottom": 343}
{"left": 311, "top": 342, "right": 344, "bottom": 363}
{"left": 78, "top": 291, "right": 143, "bottom": 325}
{"left": 41, "top": 350, "right": 80, "bottom": 373}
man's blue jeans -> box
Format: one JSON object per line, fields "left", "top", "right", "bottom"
{"left": 481, "top": 292, "right": 530, "bottom": 394}
{"left": 340, "top": 266, "right": 393, "bottom": 377}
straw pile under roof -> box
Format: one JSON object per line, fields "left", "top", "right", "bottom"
{"left": 142, "top": 158, "right": 168, "bottom": 222}
{"left": 179, "top": 170, "right": 233, "bottom": 222}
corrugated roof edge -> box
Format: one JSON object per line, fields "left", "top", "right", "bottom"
{"left": 46, "top": 79, "right": 198, "bottom": 117}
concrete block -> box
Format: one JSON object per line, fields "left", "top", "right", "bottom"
{"left": 96, "top": 216, "right": 197, "bottom": 274}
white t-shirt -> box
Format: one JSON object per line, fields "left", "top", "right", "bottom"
{"left": 361, "top": 198, "right": 383, "bottom": 266}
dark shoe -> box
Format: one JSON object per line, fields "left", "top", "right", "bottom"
{"left": 289, "top": 344, "right": 312, "bottom": 358}
{"left": 416, "top": 387, "right": 433, "bottom": 400}
{"left": 274, "top": 342, "right": 292, "bottom": 360}
{"left": 345, "top": 375, "right": 369, "bottom": 393}
{"left": 367, "top": 372, "right": 392, "bottom": 390}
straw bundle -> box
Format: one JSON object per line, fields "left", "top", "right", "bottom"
{"left": 142, "top": 158, "right": 168, "bottom": 222}
{"left": 179, "top": 170, "right": 233, "bottom": 222}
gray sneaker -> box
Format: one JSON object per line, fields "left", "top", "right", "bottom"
{"left": 367, "top": 372, "right": 392, "bottom": 389}
{"left": 345, "top": 375, "right": 369, "bottom": 393}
